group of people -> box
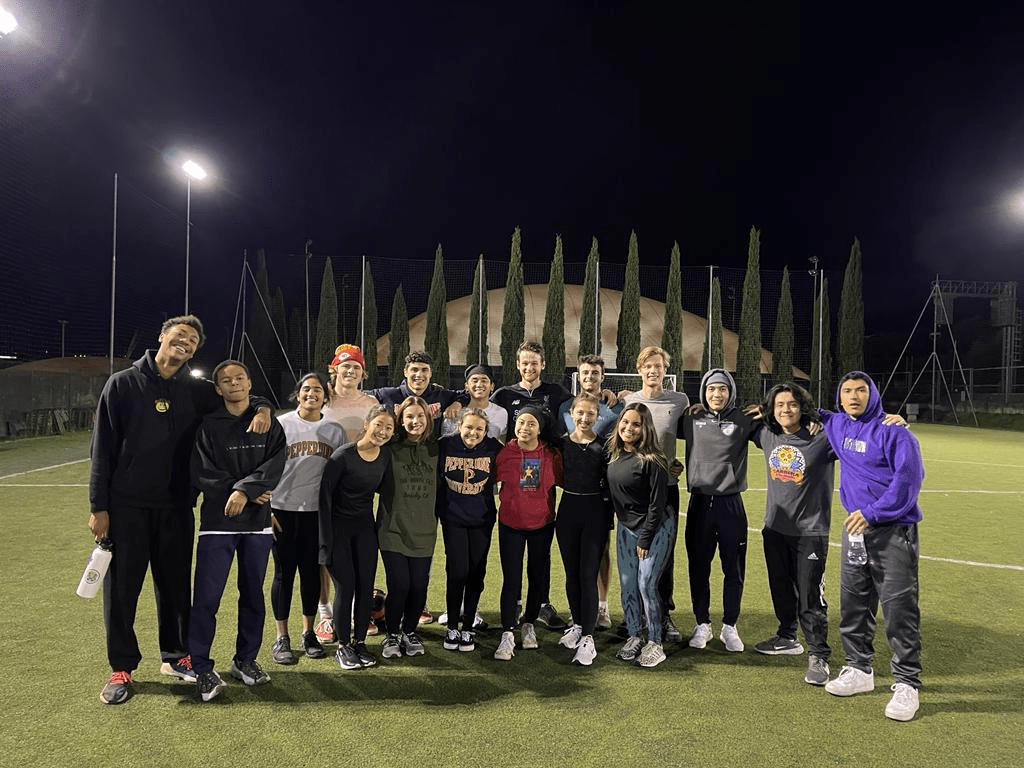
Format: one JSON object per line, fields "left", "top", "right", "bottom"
{"left": 88, "top": 313, "right": 925, "bottom": 721}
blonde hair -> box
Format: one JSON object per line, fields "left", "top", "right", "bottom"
{"left": 636, "top": 345, "right": 670, "bottom": 371}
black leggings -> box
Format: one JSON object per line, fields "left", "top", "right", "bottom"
{"left": 441, "top": 521, "right": 493, "bottom": 631}
{"left": 498, "top": 521, "right": 555, "bottom": 631}
{"left": 685, "top": 491, "right": 747, "bottom": 626}
{"left": 555, "top": 494, "right": 609, "bottom": 635}
{"left": 270, "top": 508, "right": 321, "bottom": 621}
{"left": 380, "top": 550, "right": 432, "bottom": 636}
{"left": 327, "top": 516, "right": 378, "bottom": 645}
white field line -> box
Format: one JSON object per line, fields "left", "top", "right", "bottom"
{"left": 0, "top": 458, "right": 90, "bottom": 481}
{"left": 0, "top": 483, "right": 87, "bottom": 487}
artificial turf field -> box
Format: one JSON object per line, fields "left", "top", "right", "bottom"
{"left": 0, "top": 424, "right": 1021, "bottom": 768}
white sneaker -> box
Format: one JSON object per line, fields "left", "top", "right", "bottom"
{"left": 637, "top": 641, "right": 666, "bottom": 668}
{"left": 885, "top": 683, "right": 920, "bottom": 721}
{"left": 596, "top": 605, "right": 612, "bottom": 630}
{"left": 520, "top": 622, "right": 538, "bottom": 649}
{"left": 720, "top": 624, "right": 744, "bottom": 652}
{"left": 616, "top": 635, "right": 644, "bottom": 661}
{"left": 688, "top": 622, "right": 713, "bottom": 649}
{"left": 558, "top": 624, "right": 583, "bottom": 649}
{"left": 825, "top": 665, "right": 875, "bottom": 697}
{"left": 494, "top": 631, "right": 516, "bottom": 661}
{"left": 572, "top": 635, "right": 597, "bottom": 666}
{"left": 438, "top": 611, "right": 449, "bottom": 625}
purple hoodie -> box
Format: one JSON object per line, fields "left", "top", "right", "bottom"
{"left": 820, "top": 371, "right": 924, "bottom": 526}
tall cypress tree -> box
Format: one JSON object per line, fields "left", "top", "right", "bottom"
{"left": 701, "top": 277, "right": 724, "bottom": 371}
{"left": 579, "top": 237, "right": 602, "bottom": 356}
{"left": 500, "top": 227, "right": 525, "bottom": 385}
{"left": 661, "top": 241, "right": 683, "bottom": 375}
{"left": 616, "top": 230, "right": 641, "bottom": 371}
{"left": 424, "top": 244, "right": 450, "bottom": 385}
{"left": 466, "top": 257, "right": 489, "bottom": 366}
{"left": 542, "top": 235, "right": 566, "bottom": 383}
{"left": 838, "top": 238, "right": 865, "bottom": 375}
{"left": 388, "top": 285, "right": 409, "bottom": 381}
{"left": 810, "top": 276, "right": 833, "bottom": 407}
{"left": 313, "top": 258, "right": 338, "bottom": 375}
{"left": 735, "top": 226, "right": 763, "bottom": 403}
{"left": 357, "top": 259, "right": 378, "bottom": 386}
{"left": 771, "top": 266, "right": 794, "bottom": 384}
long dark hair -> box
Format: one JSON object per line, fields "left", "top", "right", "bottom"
{"left": 762, "top": 382, "right": 817, "bottom": 432}
{"left": 606, "top": 403, "right": 667, "bottom": 471}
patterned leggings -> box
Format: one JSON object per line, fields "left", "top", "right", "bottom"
{"left": 617, "top": 516, "right": 675, "bottom": 643}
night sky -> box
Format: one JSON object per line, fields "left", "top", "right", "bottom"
{"left": 2, "top": 1, "right": 1023, "bottom": 362}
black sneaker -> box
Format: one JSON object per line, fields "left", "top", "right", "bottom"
{"left": 353, "top": 641, "right": 377, "bottom": 667}
{"left": 160, "top": 655, "right": 197, "bottom": 681}
{"left": 537, "top": 603, "right": 568, "bottom": 631}
{"left": 230, "top": 658, "right": 270, "bottom": 685}
{"left": 754, "top": 635, "right": 804, "bottom": 656}
{"left": 663, "top": 616, "right": 683, "bottom": 643}
{"left": 100, "top": 670, "right": 133, "bottom": 705}
{"left": 272, "top": 635, "right": 297, "bottom": 665}
{"left": 336, "top": 644, "right": 361, "bottom": 670}
{"left": 443, "top": 628, "right": 461, "bottom": 651}
{"left": 196, "top": 670, "right": 225, "bottom": 702}
{"left": 300, "top": 630, "right": 326, "bottom": 659}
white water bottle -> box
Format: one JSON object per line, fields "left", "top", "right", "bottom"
{"left": 846, "top": 532, "right": 868, "bottom": 567}
{"left": 76, "top": 539, "right": 113, "bottom": 598}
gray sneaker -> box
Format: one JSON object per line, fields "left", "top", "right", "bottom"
{"left": 536, "top": 603, "right": 568, "bottom": 631}
{"left": 805, "top": 655, "right": 830, "bottom": 685}
{"left": 754, "top": 635, "right": 804, "bottom": 656}
{"left": 521, "top": 622, "right": 538, "bottom": 649}
{"left": 401, "top": 631, "right": 425, "bottom": 657}
{"left": 381, "top": 634, "right": 402, "bottom": 658}
{"left": 616, "top": 635, "right": 644, "bottom": 661}
{"left": 100, "top": 671, "right": 133, "bottom": 705}
{"left": 494, "top": 631, "right": 516, "bottom": 660}
{"left": 272, "top": 635, "right": 297, "bottom": 665}
{"left": 688, "top": 622, "right": 713, "bottom": 649}
{"left": 637, "top": 641, "right": 667, "bottom": 668}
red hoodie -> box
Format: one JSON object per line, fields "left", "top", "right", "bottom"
{"left": 496, "top": 440, "right": 563, "bottom": 530}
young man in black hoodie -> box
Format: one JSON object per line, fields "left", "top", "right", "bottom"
{"left": 188, "top": 360, "right": 286, "bottom": 701}
{"left": 88, "top": 316, "right": 271, "bottom": 705}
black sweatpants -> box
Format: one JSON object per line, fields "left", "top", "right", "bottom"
{"left": 102, "top": 504, "right": 194, "bottom": 672}
{"left": 762, "top": 528, "right": 831, "bottom": 658}
{"left": 270, "top": 508, "right": 321, "bottom": 621}
{"left": 441, "top": 520, "right": 493, "bottom": 631}
{"left": 326, "top": 516, "right": 378, "bottom": 645}
{"left": 189, "top": 532, "right": 274, "bottom": 675}
{"left": 498, "top": 521, "right": 555, "bottom": 631}
{"left": 685, "top": 491, "right": 747, "bottom": 626}
{"left": 380, "top": 550, "right": 433, "bottom": 636}
{"left": 555, "top": 493, "right": 609, "bottom": 635}
{"left": 657, "top": 484, "right": 681, "bottom": 613}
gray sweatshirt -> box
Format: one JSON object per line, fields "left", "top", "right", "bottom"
{"left": 753, "top": 427, "right": 836, "bottom": 535}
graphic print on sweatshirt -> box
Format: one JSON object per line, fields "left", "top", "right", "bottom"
{"left": 444, "top": 454, "right": 493, "bottom": 495}
{"left": 767, "top": 444, "right": 806, "bottom": 485}
{"left": 520, "top": 457, "right": 541, "bottom": 489}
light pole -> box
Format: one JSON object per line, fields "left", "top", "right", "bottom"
{"left": 58, "top": 320, "right": 69, "bottom": 358}
{"left": 182, "top": 160, "right": 207, "bottom": 314}
{"left": 0, "top": 6, "right": 17, "bottom": 36}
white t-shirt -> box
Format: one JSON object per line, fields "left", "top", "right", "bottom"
{"left": 272, "top": 411, "right": 348, "bottom": 511}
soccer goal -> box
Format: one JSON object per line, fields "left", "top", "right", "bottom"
{"left": 571, "top": 371, "right": 677, "bottom": 395}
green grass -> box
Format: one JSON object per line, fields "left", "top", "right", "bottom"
{"left": 1, "top": 424, "right": 1021, "bottom": 767}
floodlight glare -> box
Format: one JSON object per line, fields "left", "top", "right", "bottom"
{"left": 182, "top": 160, "right": 207, "bottom": 180}
{"left": 0, "top": 8, "right": 17, "bottom": 35}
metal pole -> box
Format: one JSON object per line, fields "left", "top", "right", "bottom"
{"left": 930, "top": 277, "right": 938, "bottom": 422}
{"left": 707, "top": 265, "right": 714, "bottom": 368}
{"left": 359, "top": 255, "right": 366, "bottom": 353}
{"left": 817, "top": 270, "right": 824, "bottom": 405}
{"left": 595, "top": 258, "right": 601, "bottom": 354}
{"left": 59, "top": 320, "right": 68, "bottom": 358}
{"left": 185, "top": 176, "right": 191, "bottom": 314}
{"left": 305, "top": 239, "right": 312, "bottom": 370}
{"left": 478, "top": 255, "right": 484, "bottom": 364}
{"left": 109, "top": 173, "right": 118, "bottom": 375}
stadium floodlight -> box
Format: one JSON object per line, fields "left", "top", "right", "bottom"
{"left": 182, "top": 160, "right": 208, "bottom": 314}
{"left": 0, "top": 7, "right": 17, "bottom": 36}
